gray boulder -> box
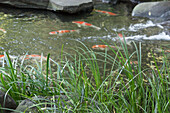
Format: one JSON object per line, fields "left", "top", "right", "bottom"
{"left": 93, "top": 0, "right": 149, "bottom": 4}
{"left": 0, "top": 90, "right": 17, "bottom": 113}
{"left": 47, "top": 0, "right": 93, "bottom": 13}
{"left": 93, "top": 0, "right": 118, "bottom": 4}
{"left": 0, "top": 0, "right": 93, "bottom": 14}
{"left": 13, "top": 95, "right": 73, "bottom": 113}
{"left": 132, "top": 1, "right": 170, "bottom": 21}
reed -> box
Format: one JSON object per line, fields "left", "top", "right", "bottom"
{"left": 0, "top": 38, "right": 169, "bottom": 112}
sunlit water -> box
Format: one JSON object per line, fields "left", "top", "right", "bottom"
{"left": 0, "top": 3, "right": 169, "bottom": 67}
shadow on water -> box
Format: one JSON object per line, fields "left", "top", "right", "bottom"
{"left": 0, "top": 3, "right": 92, "bottom": 22}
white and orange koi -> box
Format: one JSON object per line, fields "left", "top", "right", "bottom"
{"left": 129, "top": 61, "right": 138, "bottom": 65}
{"left": 94, "top": 9, "right": 117, "bottom": 16}
{"left": 49, "top": 30, "right": 79, "bottom": 35}
{"left": 92, "top": 45, "right": 122, "bottom": 51}
{"left": 20, "top": 54, "right": 47, "bottom": 60}
{"left": 116, "top": 33, "right": 125, "bottom": 41}
{"left": 0, "top": 28, "right": 7, "bottom": 33}
{"left": 72, "top": 21, "right": 101, "bottom": 30}
{"left": 126, "top": 60, "right": 138, "bottom": 67}
{"left": 122, "top": 59, "right": 139, "bottom": 67}
{"left": 0, "top": 55, "right": 18, "bottom": 64}
{"left": 155, "top": 48, "right": 170, "bottom": 53}
{"left": 116, "top": 33, "right": 132, "bottom": 46}
{"left": 0, "top": 55, "right": 17, "bottom": 59}
{"left": 118, "top": 33, "right": 123, "bottom": 38}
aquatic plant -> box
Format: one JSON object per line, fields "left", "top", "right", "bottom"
{"left": 0, "top": 37, "right": 169, "bottom": 112}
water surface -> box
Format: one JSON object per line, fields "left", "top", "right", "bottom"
{"left": 0, "top": 3, "right": 169, "bottom": 66}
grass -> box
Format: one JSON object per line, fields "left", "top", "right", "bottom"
{"left": 0, "top": 38, "right": 169, "bottom": 113}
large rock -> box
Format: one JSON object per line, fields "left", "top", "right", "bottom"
{"left": 13, "top": 95, "right": 73, "bottom": 113}
{"left": 93, "top": 0, "right": 152, "bottom": 4}
{"left": 0, "top": 90, "right": 17, "bottom": 113}
{"left": 0, "top": 0, "right": 93, "bottom": 14}
{"left": 48, "top": 0, "right": 93, "bottom": 13}
{"left": 132, "top": 1, "right": 170, "bottom": 21}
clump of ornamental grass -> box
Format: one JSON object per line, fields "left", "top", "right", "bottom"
{"left": 0, "top": 36, "right": 169, "bottom": 112}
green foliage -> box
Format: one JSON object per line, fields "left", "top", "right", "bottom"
{"left": 0, "top": 38, "right": 169, "bottom": 112}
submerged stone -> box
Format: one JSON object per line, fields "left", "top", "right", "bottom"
{"left": 0, "top": 90, "right": 17, "bottom": 113}
{"left": 0, "top": 0, "right": 93, "bottom": 14}
{"left": 132, "top": 1, "right": 170, "bottom": 21}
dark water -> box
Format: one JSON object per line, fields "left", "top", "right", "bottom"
{"left": 0, "top": 3, "right": 169, "bottom": 66}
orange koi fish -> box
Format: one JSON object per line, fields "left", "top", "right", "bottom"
{"left": 129, "top": 61, "right": 138, "bottom": 65}
{"left": 0, "top": 28, "right": 7, "bottom": 33}
{"left": 92, "top": 45, "right": 122, "bottom": 50}
{"left": 72, "top": 21, "right": 101, "bottom": 30}
{"left": 122, "top": 59, "right": 138, "bottom": 67}
{"left": 155, "top": 48, "right": 170, "bottom": 53}
{"left": 0, "top": 55, "right": 5, "bottom": 59}
{"left": 49, "top": 30, "right": 79, "bottom": 35}
{"left": 165, "top": 50, "right": 170, "bottom": 53}
{"left": 0, "top": 55, "right": 17, "bottom": 61}
{"left": 94, "top": 9, "right": 117, "bottom": 16}
{"left": 118, "top": 33, "right": 123, "bottom": 38}
{"left": 20, "top": 54, "right": 47, "bottom": 60}
{"left": 116, "top": 33, "right": 132, "bottom": 46}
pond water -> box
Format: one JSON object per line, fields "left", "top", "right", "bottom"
{"left": 0, "top": 2, "right": 169, "bottom": 67}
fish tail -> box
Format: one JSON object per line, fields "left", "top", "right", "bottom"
{"left": 76, "top": 23, "right": 81, "bottom": 27}
{"left": 93, "top": 26, "right": 101, "bottom": 30}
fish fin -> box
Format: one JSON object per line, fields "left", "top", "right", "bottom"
{"left": 95, "top": 26, "right": 101, "bottom": 30}
{"left": 76, "top": 23, "right": 81, "bottom": 27}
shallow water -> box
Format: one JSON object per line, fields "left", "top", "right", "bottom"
{"left": 0, "top": 3, "right": 169, "bottom": 65}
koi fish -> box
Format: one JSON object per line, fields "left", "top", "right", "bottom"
{"left": 72, "top": 21, "right": 101, "bottom": 30}
{"left": 122, "top": 59, "right": 138, "bottom": 67}
{"left": 0, "top": 55, "right": 17, "bottom": 59}
{"left": 49, "top": 30, "right": 79, "bottom": 35}
{"left": 92, "top": 45, "right": 122, "bottom": 51}
{"left": 0, "top": 55, "right": 18, "bottom": 64}
{"left": 118, "top": 33, "right": 123, "bottom": 38}
{"left": 154, "top": 48, "right": 170, "bottom": 53}
{"left": 129, "top": 61, "right": 138, "bottom": 65}
{"left": 126, "top": 60, "right": 138, "bottom": 67}
{"left": 0, "top": 28, "right": 7, "bottom": 33}
{"left": 94, "top": 9, "right": 117, "bottom": 16}
{"left": 0, "top": 55, "right": 4, "bottom": 58}
{"left": 165, "top": 50, "right": 170, "bottom": 53}
{"left": 116, "top": 33, "right": 132, "bottom": 46}
{"left": 0, "top": 55, "right": 5, "bottom": 62}
{"left": 20, "top": 54, "right": 47, "bottom": 60}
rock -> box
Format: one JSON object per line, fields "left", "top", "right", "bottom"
{"left": 94, "top": 0, "right": 118, "bottom": 4}
{"left": 13, "top": 95, "right": 73, "bottom": 113}
{"left": 110, "top": 0, "right": 119, "bottom": 4}
{"left": 0, "top": 90, "right": 17, "bottom": 113}
{"left": 132, "top": 1, "right": 170, "bottom": 21}
{"left": 13, "top": 98, "right": 38, "bottom": 113}
{"left": 93, "top": 0, "right": 149, "bottom": 4}
{"left": 47, "top": 0, "right": 93, "bottom": 13}
{"left": 0, "top": 0, "right": 93, "bottom": 14}
{"left": 0, "top": 0, "right": 49, "bottom": 9}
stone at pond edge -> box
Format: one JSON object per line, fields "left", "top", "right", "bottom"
{"left": 132, "top": 1, "right": 170, "bottom": 21}
{"left": 0, "top": 0, "right": 93, "bottom": 14}
{"left": 13, "top": 95, "right": 72, "bottom": 113}
{"left": 12, "top": 98, "right": 38, "bottom": 113}
{"left": 47, "top": 0, "right": 93, "bottom": 14}
{"left": 0, "top": 90, "right": 17, "bottom": 113}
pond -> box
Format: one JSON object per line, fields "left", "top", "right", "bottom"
{"left": 0, "top": 2, "right": 169, "bottom": 68}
